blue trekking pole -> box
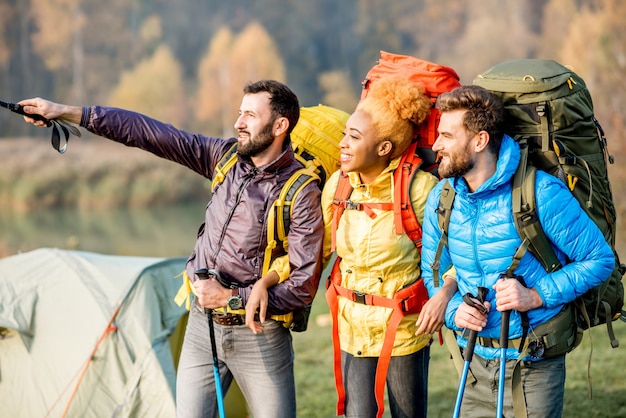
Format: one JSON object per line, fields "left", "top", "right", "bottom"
{"left": 453, "top": 287, "right": 488, "bottom": 418}
{"left": 195, "top": 269, "right": 227, "bottom": 418}
{"left": 497, "top": 309, "right": 511, "bottom": 417}
{"left": 496, "top": 273, "right": 516, "bottom": 418}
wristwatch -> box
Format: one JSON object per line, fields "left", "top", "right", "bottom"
{"left": 227, "top": 288, "right": 242, "bottom": 311}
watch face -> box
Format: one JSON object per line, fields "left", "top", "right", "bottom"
{"left": 228, "top": 296, "right": 242, "bottom": 310}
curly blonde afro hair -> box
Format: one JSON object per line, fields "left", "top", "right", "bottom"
{"left": 357, "top": 75, "right": 432, "bottom": 159}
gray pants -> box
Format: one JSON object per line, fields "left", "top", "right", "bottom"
{"left": 176, "top": 303, "right": 296, "bottom": 418}
{"left": 460, "top": 353, "right": 566, "bottom": 418}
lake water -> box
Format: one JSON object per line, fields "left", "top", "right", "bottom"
{"left": 0, "top": 203, "right": 207, "bottom": 259}
{"left": 3, "top": 202, "right": 626, "bottom": 262}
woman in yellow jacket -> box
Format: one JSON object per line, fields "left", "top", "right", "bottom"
{"left": 322, "top": 75, "right": 457, "bottom": 418}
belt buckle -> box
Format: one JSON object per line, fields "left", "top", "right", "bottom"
{"left": 211, "top": 309, "right": 227, "bottom": 318}
{"left": 528, "top": 340, "right": 545, "bottom": 359}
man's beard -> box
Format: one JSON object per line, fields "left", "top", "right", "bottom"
{"left": 438, "top": 142, "right": 474, "bottom": 178}
{"left": 237, "top": 121, "right": 275, "bottom": 158}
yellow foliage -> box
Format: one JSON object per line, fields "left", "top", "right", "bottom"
{"left": 195, "top": 27, "right": 235, "bottom": 129}
{"left": 107, "top": 45, "right": 188, "bottom": 127}
{"left": 318, "top": 71, "right": 357, "bottom": 113}
{"left": 194, "top": 21, "right": 285, "bottom": 137}
{"left": 30, "top": 0, "right": 85, "bottom": 71}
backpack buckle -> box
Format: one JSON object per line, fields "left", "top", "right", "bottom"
{"left": 352, "top": 291, "right": 367, "bottom": 304}
{"left": 344, "top": 200, "right": 362, "bottom": 210}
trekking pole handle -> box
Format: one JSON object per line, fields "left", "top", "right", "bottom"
{"left": 0, "top": 100, "right": 52, "bottom": 126}
{"left": 195, "top": 268, "right": 210, "bottom": 281}
{"left": 461, "top": 286, "right": 489, "bottom": 362}
{"left": 498, "top": 273, "right": 519, "bottom": 348}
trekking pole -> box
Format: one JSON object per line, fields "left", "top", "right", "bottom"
{"left": 496, "top": 274, "right": 513, "bottom": 418}
{"left": 0, "top": 99, "right": 81, "bottom": 153}
{"left": 195, "top": 268, "right": 227, "bottom": 418}
{"left": 453, "top": 286, "right": 489, "bottom": 418}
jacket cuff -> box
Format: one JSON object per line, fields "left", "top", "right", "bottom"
{"left": 80, "top": 106, "right": 91, "bottom": 128}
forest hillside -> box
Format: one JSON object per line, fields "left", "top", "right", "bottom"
{"left": 1, "top": 0, "right": 626, "bottom": 254}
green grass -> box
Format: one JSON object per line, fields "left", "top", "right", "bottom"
{"left": 293, "top": 289, "right": 626, "bottom": 418}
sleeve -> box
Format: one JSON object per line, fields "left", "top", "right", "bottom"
{"left": 264, "top": 170, "right": 339, "bottom": 286}
{"left": 82, "top": 106, "right": 233, "bottom": 178}
{"left": 420, "top": 182, "right": 462, "bottom": 328}
{"left": 530, "top": 172, "right": 614, "bottom": 308}
{"left": 268, "top": 255, "right": 290, "bottom": 284}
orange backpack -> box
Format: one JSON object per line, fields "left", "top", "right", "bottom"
{"left": 326, "top": 52, "right": 461, "bottom": 418}
{"left": 362, "top": 50, "right": 462, "bottom": 175}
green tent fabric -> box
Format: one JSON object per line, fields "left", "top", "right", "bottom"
{"left": 0, "top": 247, "right": 188, "bottom": 417}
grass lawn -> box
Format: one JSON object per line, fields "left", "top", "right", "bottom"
{"left": 293, "top": 285, "right": 626, "bottom": 417}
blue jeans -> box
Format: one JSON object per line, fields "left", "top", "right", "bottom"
{"left": 342, "top": 346, "right": 430, "bottom": 418}
{"left": 176, "top": 302, "right": 296, "bottom": 418}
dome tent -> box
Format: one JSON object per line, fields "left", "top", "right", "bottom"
{"left": 0, "top": 248, "right": 188, "bottom": 417}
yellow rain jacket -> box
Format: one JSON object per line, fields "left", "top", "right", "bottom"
{"left": 322, "top": 157, "right": 438, "bottom": 357}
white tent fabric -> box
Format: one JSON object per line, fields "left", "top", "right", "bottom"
{"left": 0, "top": 248, "right": 188, "bottom": 418}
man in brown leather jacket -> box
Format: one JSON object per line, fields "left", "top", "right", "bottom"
{"left": 20, "top": 80, "right": 324, "bottom": 418}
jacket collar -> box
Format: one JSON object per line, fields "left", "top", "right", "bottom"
{"left": 345, "top": 155, "right": 403, "bottom": 194}
{"left": 450, "top": 134, "right": 520, "bottom": 197}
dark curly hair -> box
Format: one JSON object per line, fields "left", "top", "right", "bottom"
{"left": 435, "top": 85, "right": 505, "bottom": 155}
{"left": 243, "top": 80, "right": 300, "bottom": 135}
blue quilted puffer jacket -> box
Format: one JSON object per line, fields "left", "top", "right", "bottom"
{"left": 421, "top": 134, "right": 614, "bottom": 361}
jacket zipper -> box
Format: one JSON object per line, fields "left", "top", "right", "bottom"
{"left": 210, "top": 169, "right": 257, "bottom": 265}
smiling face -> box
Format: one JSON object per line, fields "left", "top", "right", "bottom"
{"left": 234, "top": 92, "right": 278, "bottom": 159}
{"left": 433, "top": 109, "right": 477, "bottom": 179}
{"left": 339, "top": 110, "right": 391, "bottom": 184}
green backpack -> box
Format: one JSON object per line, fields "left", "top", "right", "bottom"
{"left": 434, "top": 59, "right": 625, "bottom": 354}
{"left": 433, "top": 60, "right": 625, "bottom": 412}
{"left": 471, "top": 59, "right": 625, "bottom": 350}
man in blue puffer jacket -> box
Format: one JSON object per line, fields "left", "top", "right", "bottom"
{"left": 420, "top": 85, "right": 614, "bottom": 417}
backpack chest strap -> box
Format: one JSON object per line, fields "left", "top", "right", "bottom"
{"left": 333, "top": 199, "right": 394, "bottom": 218}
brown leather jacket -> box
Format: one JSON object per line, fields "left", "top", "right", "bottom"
{"left": 81, "top": 106, "right": 324, "bottom": 314}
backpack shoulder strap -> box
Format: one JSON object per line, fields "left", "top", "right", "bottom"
{"left": 511, "top": 138, "right": 562, "bottom": 274}
{"left": 211, "top": 143, "right": 239, "bottom": 190}
{"left": 431, "top": 180, "right": 456, "bottom": 288}
{"left": 331, "top": 142, "right": 426, "bottom": 252}
{"left": 330, "top": 172, "right": 354, "bottom": 252}
{"left": 394, "top": 142, "right": 424, "bottom": 248}
{"left": 263, "top": 165, "right": 320, "bottom": 276}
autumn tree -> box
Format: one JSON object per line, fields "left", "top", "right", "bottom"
{"left": 107, "top": 44, "right": 188, "bottom": 127}
{"left": 0, "top": 3, "right": 12, "bottom": 70}
{"left": 228, "top": 21, "right": 286, "bottom": 92}
{"left": 318, "top": 70, "right": 357, "bottom": 113}
{"left": 194, "top": 22, "right": 285, "bottom": 137}
{"left": 195, "top": 27, "right": 235, "bottom": 136}
{"left": 29, "top": 0, "right": 141, "bottom": 104}
{"left": 553, "top": 0, "right": 626, "bottom": 141}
